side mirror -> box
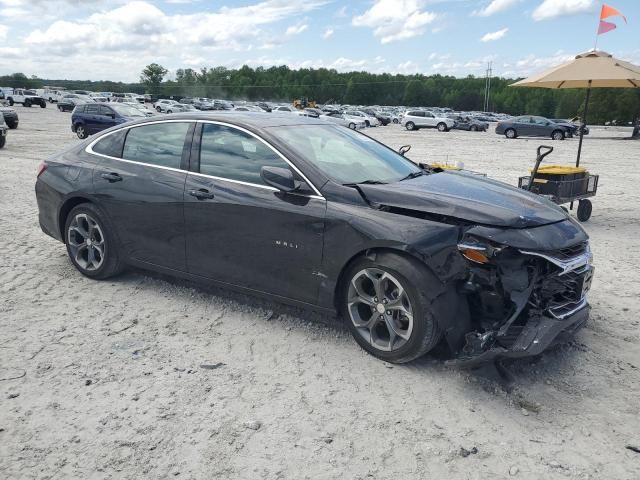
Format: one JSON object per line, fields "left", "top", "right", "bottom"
{"left": 261, "top": 166, "right": 300, "bottom": 193}
{"left": 399, "top": 145, "right": 412, "bottom": 156}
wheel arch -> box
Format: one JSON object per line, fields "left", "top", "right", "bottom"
{"left": 58, "top": 196, "right": 93, "bottom": 240}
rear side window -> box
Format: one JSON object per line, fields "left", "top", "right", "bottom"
{"left": 92, "top": 130, "right": 127, "bottom": 158}
{"left": 122, "top": 123, "right": 190, "bottom": 169}
{"left": 85, "top": 104, "right": 99, "bottom": 114}
{"left": 199, "top": 124, "right": 289, "bottom": 185}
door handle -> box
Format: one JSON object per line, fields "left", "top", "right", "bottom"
{"left": 189, "top": 188, "right": 215, "bottom": 200}
{"left": 100, "top": 172, "right": 122, "bottom": 182}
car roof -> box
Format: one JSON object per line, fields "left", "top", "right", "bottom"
{"left": 117, "top": 112, "right": 328, "bottom": 129}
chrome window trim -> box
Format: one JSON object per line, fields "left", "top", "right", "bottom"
{"left": 85, "top": 118, "right": 325, "bottom": 199}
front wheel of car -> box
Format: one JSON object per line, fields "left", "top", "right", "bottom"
{"left": 348, "top": 122, "right": 356, "bottom": 129}
{"left": 65, "top": 204, "right": 123, "bottom": 280}
{"left": 166, "top": 110, "right": 173, "bottom": 114}
{"left": 76, "top": 125, "right": 88, "bottom": 139}
{"left": 24, "top": 100, "right": 31, "bottom": 108}
{"left": 437, "top": 122, "right": 448, "bottom": 132}
{"left": 393, "top": 118, "right": 399, "bottom": 124}
{"left": 341, "top": 254, "right": 442, "bottom": 363}
{"left": 552, "top": 130, "right": 565, "bottom": 141}
{"left": 156, "top": 106, "right": 162, "bottom": 112}
{"left": 505, "top": 128, "right": 517, "bottom": 139}
{"left": 0, "top": 136, "right": 6, "bottom": 149}
{"left": 470, "top": 125, "right": 478, "bottom": 132}
{"left": 8, "top": 122, "right": 17, "bottom": 129}
{"left": 40, "top": 102, "right": 46, "bottom": 109}
{"left": 405, "top": 122, "right": 415, "bottom": 131}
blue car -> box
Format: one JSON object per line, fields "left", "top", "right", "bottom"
{"left": 71, "top": 103, "right": 147, "bottom": 139}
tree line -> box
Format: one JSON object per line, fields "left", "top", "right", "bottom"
{"left": 2, "top": 65, "right": 639, "bottom": 124}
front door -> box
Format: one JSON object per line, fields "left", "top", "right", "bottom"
{"left": 91, "top": 121, "right": 194, "bottom": 271}
{"left": 184, "top": 122, "right": 326, "bottom": 305}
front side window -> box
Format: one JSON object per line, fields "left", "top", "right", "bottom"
{"left": 99, "top": 105, "right": 114, "bottom": 116}
{"left": 199, "top": 124, "right": 289, "bottom": 186}
{"left": 122, "top": 122, "right": 190, "bottom": 169}
{"left": 85, "top": 104, "right": 99, "bottom": 114}
{"left": 267, "top": 124, "right": 420, "bottom": 185}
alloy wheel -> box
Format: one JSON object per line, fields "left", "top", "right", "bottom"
{"left": 347, "top": 268, "right": 414, "bottom": 352}
{"left": 67, "top": 213, "right": 105, "bottom": 271}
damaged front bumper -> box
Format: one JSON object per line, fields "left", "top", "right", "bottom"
{"left": 448, "top": 304, "right": 589, "bottom": 367}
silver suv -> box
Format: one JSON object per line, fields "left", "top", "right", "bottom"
{"left": 401, "top": 110, "right": 455, "bottom": 132}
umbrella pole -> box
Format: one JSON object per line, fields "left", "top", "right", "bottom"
{"left": 576, "top": 80, "right": 592, "bottom": 168}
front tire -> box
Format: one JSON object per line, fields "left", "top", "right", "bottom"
{"left": 470, "top": 125, "right": 478, "bottom": 132}
{"left": 24, "top": 100, "right": 31, "bottom": 108}
{"left": 437, "top": 122, "right": 448, "bottom": 132}
{"left": 552, "top": 129, "right": 565, "bottom": 141}
{"left": 65, "top": 204, "right": 123, "bottom": 280}
{"left": 0, "top": 136, "right": 6, "bottom": 149}
{"left": 156, "top": 106, "right": 162, "bottom": 112}
{"left": 348, "top": 122, "right": 356, "bottom": 130}
{"left": 341, "top": 253, "right": 442, "bottom": 363}
{"left": 40, "top": 101, "right": 46, "bottom": 108}
{"left": 75, "top": 124, "right": 88, "bottom": 139}
{"left": 405, "top": 121, "right": 415, "bottom": 131}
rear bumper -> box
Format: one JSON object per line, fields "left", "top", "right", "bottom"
{"left": 448, "top": 304, "right": 589, "bottom": 368}
{"left": 36, "top": 178, "right": 64, "bottom": 242}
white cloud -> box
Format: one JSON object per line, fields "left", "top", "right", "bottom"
{"left": 473, "top": 0, "right": 520, "bottom": 17}
{"left": 352, "top": 0, "right": 437, "bottom": 44}
{"left": 285, "top": 24, "right": 308, "bottom": 36}
{"left": 532, "top": 0, "right": 595, "bottom": 21}
{"left": 395, "top": 60, "right": 419, "bottom": 74}
{"left": 0, "top": 24, "right": 7, "bottom": 40}
{"left": 322, "top": 27, "right": 334, "bottom": 39}
{"left": 481, "top": 27, "right": 508, "bottom": 42}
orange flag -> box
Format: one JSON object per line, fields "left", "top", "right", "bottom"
{"left": 600, "top": 3, "right": 627, "bottom": 23}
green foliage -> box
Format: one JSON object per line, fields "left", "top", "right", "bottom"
{"left": 140, "top": 63, "right": 168, "bottom": 94}
{"left": 1, "top": 66, "right": 638, "bottom": 124}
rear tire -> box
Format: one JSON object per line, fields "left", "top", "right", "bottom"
{"left": 405, "top": 121, "right": 415, "bottom": 131}
{"left": 64, "top": 203, "right": 124, "bottom": 280}
{"left": 0, "top": 136, "right": 6, "bottom": 149}
{"left": 505, "top": 128, "right": 517, "bottom": 139}
{"left": 470, "top": 125, "right": 478, "bottom": 132}
{"left": 156, "top": 106, "right": 162, "bottom": 112}
{"left": 348, "top": 122, "right": 356, "bottom": 130}
{"left": 8, "top": 98, "right": 14, "bottom": 106}
{"left": 340, "top": 253, "right": 443, "bottom": 363}
{"left": 7, "top": 122, "right": 17, "bottom": 129}
{"left": 40, "top": 101, "right": 46, "bottom": 108}
{"left": 576, "top": 199, "right": 592, "bottom": 222}
{"left": 24, "top": 100, "right": 31, "bottom": 108}
{"left": 75, "top": 125, "right": 88, "bottom": 139}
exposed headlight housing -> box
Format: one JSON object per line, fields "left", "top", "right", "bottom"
{"left": 457, "top": 236, "right": 504, "bottom": 264}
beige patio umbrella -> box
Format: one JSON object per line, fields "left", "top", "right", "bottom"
{"left": 511, "top": 50, "right": 640, "bottom": 166}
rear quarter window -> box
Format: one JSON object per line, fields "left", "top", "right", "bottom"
{"left": 92, "top": 130, "right": 127, "bottom": 158}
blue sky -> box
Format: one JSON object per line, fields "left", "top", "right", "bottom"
{"left": 0, "top": 0, "right": 638, "bottom": 81}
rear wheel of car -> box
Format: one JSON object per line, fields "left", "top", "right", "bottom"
{"left": 437, "top": 122, "right": 448, "bottom": 132}
{"left": 505, "top": 128, "right": 517, "bottom": 139}
{"left": 7, "top": 98, "right": 14, "bottom": 106}
{"left": 341, "top": 253, "right": 442, "bottom": 363}
{"left": 8, "top": 122, "right": 17, "bottom": 129}
{"left": 156, "top": 106, "right": 162, "bottom": 112}
{"left": 470, "top": 125, "right": 478, "bottom": 132}
{"left": 405, "top": 121, "right": 415, "bottom": 131}
{"left": 76, "top": 125, "right": 88, "bottom": 139}
{"left": 0, "top": 136, "right": 6, "bottom": 149}
{"left": 552, "top": 130, "right": 565, "bottom": 141}
{"left": 40, "top": 102, "right": 46, "bottom": 109}
{"left": 576, "top": 199, "right": 592, "bottom": 222}
{"left": 348, "top": 122, "right": 356, "bottom": 130}
{"left": 65, "top": 204, "right": 123, "bottom": 280}
{"left": 24, "top": 100, "right": 31, "bottom": 108}
{"left": 393, "top": 118, "right": 399, "bottom": 124}
{"left": 365, "top": 120, "right": 370, "bottom": 127}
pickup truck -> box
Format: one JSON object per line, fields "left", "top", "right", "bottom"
{"left": 7, "top": 89, "right": 47, "bottom": 108}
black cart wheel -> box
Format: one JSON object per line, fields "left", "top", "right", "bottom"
{"left": 576, "top": 199, "right": 592, "bottom": 222}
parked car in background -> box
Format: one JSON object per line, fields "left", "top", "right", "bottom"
{"left": 7, "top": 89, "right": 47, "bottom": 108}
{"left": 166, "top": 103, "right": 198, "bottom": 113}
{"left": 0, "top": 106, "right": 19, "bottom": 129}
{"left": 496, "top": 116, "right": 570, "bottom": 140}
{"left": 90, "top": 94, "right": 110, "bottom": 103}
{"left": 343, "top": 110, "right": 379, "bottom": 127}
{"left": 448, "top": 115, "right": 488, "bottom": 132}
{"left": 233, "top": 105, "right": 263, "bottom": 112}
{"left": 71, "top": 102, "right": 147, "bottom": 139}
{"left": 551, "top": 119, "right": 589, "bottom": 137}
{"left": 154, "top": 99, "right": 180, "bottom": 113}
{"left": 319, "top": 112, "right": 365, "bottom": 129}
{"left": 362, "top": 108, "right": 391, "bottom": 126}
{"left": 401, "top": 110, "right": 455, "bottom": 131}
{"left": 273, "top": 105, "right": 295, "bottom": 113}
{"left": 57, "top": 94, "right": 90, "bottom": 112}
{"left": 212, "top": 99, "right": 234, "bottom": 110}
{"left": 0, "top": 112, "right": 7, "bottom": 148}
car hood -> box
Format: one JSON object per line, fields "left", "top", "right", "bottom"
{"left": 357, "top": 171, "right": 567, "bottom": 228}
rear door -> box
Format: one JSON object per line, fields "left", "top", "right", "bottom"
{"left": 90, "top": 121, "right": 194, "bottom": 271}
{"left": 183, "top": 122, "right": 326, "bottom": 304}
{"left": 83, "top": 104, "right": 101, "bottom": 134}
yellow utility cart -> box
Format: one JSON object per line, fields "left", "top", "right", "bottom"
{"left": 517, "top": 146, "right": 599, "bottom": 222}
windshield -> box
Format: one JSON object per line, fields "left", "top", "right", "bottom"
{"left": 111, "top": 104, "right": 146, "bottom": 117}
{"left": 267, "top": 124, "right": 421, "bottom": 184}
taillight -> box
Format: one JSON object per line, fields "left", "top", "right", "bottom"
{"left": 36, "top": 161, "right": 48, "bottom": 178}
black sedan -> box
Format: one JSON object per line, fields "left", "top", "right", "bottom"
{"left": 0, "top": 106, "right": 19, "bottom": 129}
{"left": 448, "top": 115, "right": 488, "bottom": 132}
{"left": 35, "top": 113, "right": 594, "bottom": 364}
{"left": 496, "top": 116, "right": 572, "bottom": 140}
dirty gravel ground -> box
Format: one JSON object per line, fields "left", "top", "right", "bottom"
{"left": 1, "top": 106, "right": 639, "bottom": 480}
